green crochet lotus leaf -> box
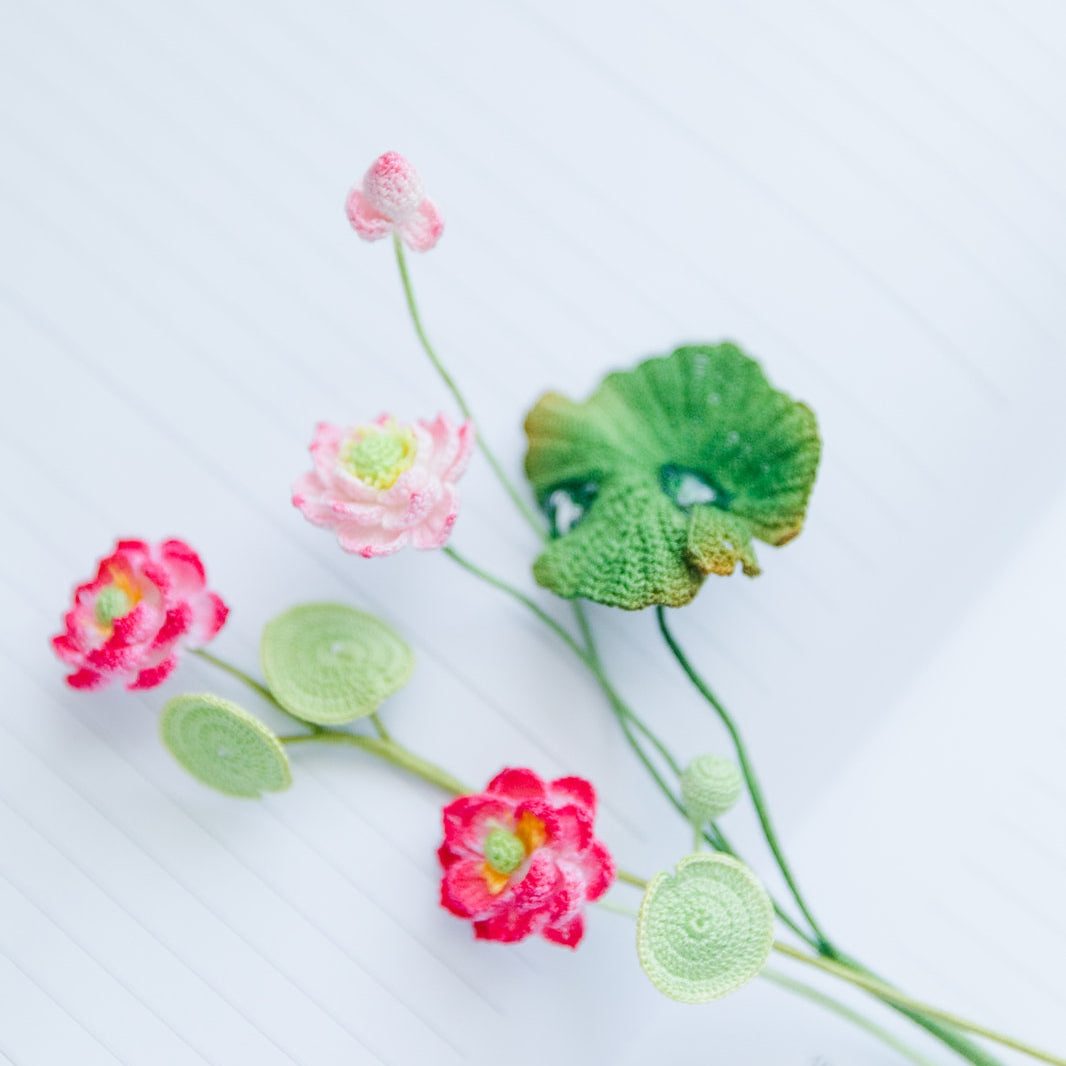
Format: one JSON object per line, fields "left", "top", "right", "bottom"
{"left": 523, "top": 344, "right": 820, "bottom": 610}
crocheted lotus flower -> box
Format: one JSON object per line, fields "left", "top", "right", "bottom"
{"left": 292, "top": 414, "right": 475, "bottom": 557}
{"left": 438, "top": 768, "right": 615, "bottom": 948}
{"left": 524, "top": 344, "right": 821, "bottom": 610}
{"left": 52, "top": 539, "right": 229, "bottom": 691}
{"left": 345, "top": 151, "right": 444, "bottom": 252}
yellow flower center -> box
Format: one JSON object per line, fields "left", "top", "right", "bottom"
{"left": 341, "top": 422, "right": 418, "bottom": 490}
{"left": 94, "top": 566, "right": 142, "bottom": 632}
{"left": 481, "top": 811, "right": 548, "bottom": 895}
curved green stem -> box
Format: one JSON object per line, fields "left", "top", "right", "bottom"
{"left": 759, "top": 967, "right": 943, "bottom": 1066}
{"left": 392, "top": 235, "right": 543, "bottom": 534}
{"left": 443, "top": 546, "right": 585, "bottom": 659}
{"left": 280, "top": 731, "right": 470, "bottom": 796}
{"left": 656, "top": 606, "right": 833, "bottom": 954}
{"left": 191, "top": 648, "right": 321, "bottom": 731}
{"left": 369, "top": 712, "right": 391, "bottom": 742}
{"left": 615, "top": 868, "right": 648, "bottom": 890}
{"left": 775, "top": 943, "right": 1063, "bottom": 1066}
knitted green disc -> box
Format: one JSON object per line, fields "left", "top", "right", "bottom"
{"left": 637, "top": 853, "right": 774, "bottom": 1003}
{"left": 524, "top": 344, "right": 820, "bottom": 609}
{"left": 260, "top": 603, "right": 414, "bottom": 725}
{"left": 680, "top": 754, "right": 743, "bottom": 824}
{"left": 160, "top": 693, "right": 292, "bottom": 798}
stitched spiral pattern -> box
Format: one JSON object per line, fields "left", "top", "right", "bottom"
{"left": 637, "top": 853, "right": 774, "bottom": 1002}
{"left": 160, "top": 693, "right": 291, "bottom": 798}
{"left": 261, "top": 603, "right": 414, "bottom": 725}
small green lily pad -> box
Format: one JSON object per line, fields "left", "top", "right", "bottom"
{"left": 261, "top": 603, "right": 414, "bottom": 725}
{"left": 160, "top": 693, "right": 292, "bottom": 798}
{"left": 524, "top": 344, "right": 821, "bottom": 609}
{"left": 637, "top": 852, "right": 774, "bottom": 1003}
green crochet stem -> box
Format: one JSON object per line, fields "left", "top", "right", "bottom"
{"left": 655, "top": 605, "right": 833, "bottom": 953}
{"left": 279, "top": 731, "right": 470, "bottom": 796}
{"left": 191, "top": 648, "right": 321, "bottom": 731}
{"left": 392, "top": 235, "right": 544, "bottom": 534}
{"left": 759, "top": 968, "right": 944, "bottom": 1066}
{"left": 775, "top": 943, "right": 1066, "bottom": 1066}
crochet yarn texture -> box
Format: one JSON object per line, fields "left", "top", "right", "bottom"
{"left": 680, "top": 754, "right": 743, "bottom": 825}
{"left": 260, "top": 603, "right": 414, "bottom": 725}
{"left": 524, "top": 344, "right": 820, "bottom": 609}
{"left": 160, "top": 693, "right": 292, "bottom": 798}
{"left": 637, "top": 852, "right": 775, "bottom": 1003}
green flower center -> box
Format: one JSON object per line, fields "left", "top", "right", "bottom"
{"left": 94, "top": 585, "right": 133, "bottom": 627}
{"left": 341, "top": 424, "right": 417, "bottom": 490}
{"left": 483, "top": 828, "right": 526, "bottom": 875}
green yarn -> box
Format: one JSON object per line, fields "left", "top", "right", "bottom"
{"left": 681, "top": 754, "right": 743, "bottom": 824}
{"left": 94, "top": 586, "right": 131, "bottom": 625}
{"left": 160, "top": 693, "right": 292, "bottom": 798}
{"left": 260, "top": 603, "right": 414, "bottom": 725}
{"left": 524, "top": 344, "right": 820, "bottom": 610}
{"left": 484, "top": 828, "right": 525, "bottom": 875}
{"left": 637, "top": 852, "right": 775, "bottom": 1003}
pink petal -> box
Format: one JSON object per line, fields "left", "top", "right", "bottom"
{"left": 152, "top": 603, "right": 192, "bottom": 649}
{"left": 441, "top": 795, "right": 514, "bottom": 857}
{"left": 191, "top": 592, "right": 229, "bottom": 643}
{"left": 129, "top": 654, "right": 179, "bottom": 690}
{"left": 441, "top": 857, "right": 501, "bottom": 919}
{"left": 409, "top": 491, "right": 458, "bottom": 549}
{"left": 528, "top": 801, "right": 592, "bottom": 853}
{"left": 159, "top": 539, "right": 207, "bottom": 592}
{"left": 66, "top": 667, "right": 108, "bottom": 691}
{"left": 399, "top": 198, "right": 444, "bottom": 252}
{"left": 577, "top": 839, "right": 616, "bottom": 902}
{"left": 345, "top": 188, "right": 393, "bottom": 241}
{"left": 542, "top": 912, "right": 585, "bottom": 949}
{"left": 549, "top": 776, "right": 597, "bottom": 816}
{"left": 336, "top": 524, "right": 410, "bottom": 558}
{"left": 362, "top": 152, "right": 426, "bottom": 221}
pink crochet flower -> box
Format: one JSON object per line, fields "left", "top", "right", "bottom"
{"left": 438, "top": 768, "right": 616, "bottom": 948}
{"left": 292, "top": 414, "right": 474, "bottom": 557}
{"left": 345, "top": 151, "right": 444, "bottom": 252}
{"left": 52, "top": 539, "right": 229, "bottom": 691}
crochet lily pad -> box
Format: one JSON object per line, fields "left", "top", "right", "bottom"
{"left": 261, "top": 603, "right": 414, "bottom": 725}
{"left": 524, "top": 344, "right": 820, "bottom": 609}
{"left": 160, "top": 693, "right": 292, "bottom": 798}
{"left": 637, "top": 852, "right": 775, "bottom": 1003}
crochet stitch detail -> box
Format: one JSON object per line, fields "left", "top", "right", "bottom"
{"left": 524, "top": 344, "right": 821, "bottom": 610}
{"left": 160, "top": 693, "right": 292, "bottom": 798}
{"left": 637, "top": 852, "right": 774, "bottom": 1003}
{"left": 260, "top": 603, "right": 414, "bottom": 726}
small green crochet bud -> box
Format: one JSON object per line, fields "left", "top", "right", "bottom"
{"left": 160, "top": 693, "right": 292, "bottom": 798}
{"left": 261, "top": 603, "right": 414, "bottom": 726}
{"left": 637, "top": 852, "right": 774, "bottom": 1003}
{"left": 94, "top": 586, "right": 132, "bottom": 626}
{"left": 681, "top": 754, "right": 743, "bottom": 825}
{"left": 483, "top": 828, "right": 525, "bottom": 876}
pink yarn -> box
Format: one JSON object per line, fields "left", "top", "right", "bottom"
{"left": 438, "top": 768, "right": 616, "bottom": 948}
{"left": 52, "top": 539, "right": 229, "bottom": 691}
{"left": 292, "top": 414, "right": 474, "bottom": 557}
{"left": 346, "top": 151, "right": 444, "bottom": 252}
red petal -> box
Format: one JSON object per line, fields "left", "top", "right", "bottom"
{"left": 486, "top": 768, "right": 546, "bottom": 802}
{"left": 549, "top": 776, "right": 596, "bottom": 815}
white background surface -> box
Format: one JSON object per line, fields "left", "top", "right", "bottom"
{"left": 3, "top": 1, "right": 1066, "bottom": 1062}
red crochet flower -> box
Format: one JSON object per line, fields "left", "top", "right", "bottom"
{"left": 52, "top": 539, "right": 229, "bottom": 691}
{"left": 438, "top": 768, "right": 615, "bottom": 948}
